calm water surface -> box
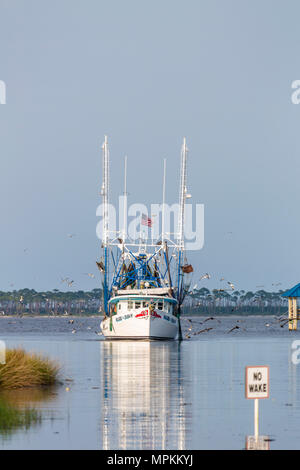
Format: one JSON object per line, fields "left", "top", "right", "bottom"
{"left": 0, "top": 315, "right": 299, "bottom": 450}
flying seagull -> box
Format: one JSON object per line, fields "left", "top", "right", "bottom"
{"left": 200, "top": 273, "right": 211, "bottom": 280}
{"left": 227, "top": 325, "right": 240, "bottom": 333}
{"left": 203, "top": 316, "right": 218, "bottom": 323}
{"left": 194, "top": 327, "right": 213, "bottom": 335}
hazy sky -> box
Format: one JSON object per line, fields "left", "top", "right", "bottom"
{"left": 1, "top": 0, "right": 300, "bottom": 292}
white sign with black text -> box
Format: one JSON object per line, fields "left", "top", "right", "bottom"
{"left": 245, "top": 366, "right": 269, "bottom": 399}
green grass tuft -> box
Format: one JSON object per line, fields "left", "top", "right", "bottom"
{"left": 0, "top": 398, "right": 41, "bottom": 435}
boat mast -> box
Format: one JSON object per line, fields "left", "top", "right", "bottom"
{"left": 102, "top": 135, "right": 110, "bottom": 314}
{"left": 177, "top": 137, "right": 188, "bottom": 252}
{"left": 162, "top": 158, "right": 166, "bottom": 244}
{"left": 177, "top": 137, "right": 188, "bottom": 301}
{"left": 122, "top": 155, "right": 128, "bottom": 242}
{"left": 162, "top": 158, "right": 172, "bottom": 289}
{"left": 176, "top": 138, "right": 188, "bottom": 341}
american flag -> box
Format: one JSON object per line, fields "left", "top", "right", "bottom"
{"left": 141, "top": 213, "right": 153, "bottom": 227}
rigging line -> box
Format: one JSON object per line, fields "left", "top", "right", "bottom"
{"left": 110, "top": 253, "right": 124, "bottom": 288}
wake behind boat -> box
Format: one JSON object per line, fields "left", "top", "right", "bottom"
{"left": 98, "top": 137, "right": 193, "bottom": 340}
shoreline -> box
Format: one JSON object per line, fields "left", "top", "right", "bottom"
{"left": 0, "top": 313, "right": 285, "bottom": 319}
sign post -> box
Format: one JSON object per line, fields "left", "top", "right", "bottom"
{"left": 245, "top": 366, "right": 269, "bottom": 442}
{"left": 254, "top": 398, "right": 259, "bottom": 439}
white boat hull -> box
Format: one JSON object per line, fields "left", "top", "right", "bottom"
{"left": 101, "top": 310, "right": 178, "bottom": 340}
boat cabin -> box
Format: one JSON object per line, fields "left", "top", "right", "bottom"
{"left": 108, "top": 296, "right": 177, "bottom": 316}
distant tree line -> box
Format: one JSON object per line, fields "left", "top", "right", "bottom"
{"left": 0, "top": 287, "right": 289, "bottom": 316}
{"left": 183, "top": 288, "right": 288, "bottom": 315}
{"left": 0, "top": 288, "right": 102, "bottom": 315}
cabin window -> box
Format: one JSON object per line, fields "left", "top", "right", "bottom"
{"left": 135, "top": 301, "right": 141, "bottom": 309}
{"left": 128, "top": 301, "right": 133, "bottom": 310}
{"left": 158, "top": 301, "right": 163, "bottom": 310}
{"left": 142, "top": 301, "right": 147, "bottom": 307}
{"left": 118, "top": 303, "right": 122, "bottom": 311}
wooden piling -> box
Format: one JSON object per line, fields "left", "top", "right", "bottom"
{"left": 288, "top": 298, "right": 293, "bottom": 330}
{"left": 282, "top": 285, "right": 300, "bottom": 331}
{"left": 288, "top": 297, "right": 298, "bottom": 331}
{"left": 293, "top": 297, "right": 298, "bottom": 330}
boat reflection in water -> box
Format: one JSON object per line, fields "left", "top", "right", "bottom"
{"left": 100, "top": 341, "right": 190, "bottom": 450}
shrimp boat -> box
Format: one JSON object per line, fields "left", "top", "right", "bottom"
{"left": 98, "top": 136, "right": 193, "bottom": 340}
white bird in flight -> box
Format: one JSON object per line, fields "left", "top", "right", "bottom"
{"left": 200, "top": 273, "right": 210, "bottom": 280}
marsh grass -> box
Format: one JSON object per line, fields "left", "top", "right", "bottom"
{"left": 0, "top": 398, "right": 41, "bottom": 435}
{"left": 0, "top": 348, "right": 59, "bottom": 389}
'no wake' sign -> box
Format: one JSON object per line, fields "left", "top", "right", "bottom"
{"left": 245, "top": 366, "right": 269, "bottom": 399}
